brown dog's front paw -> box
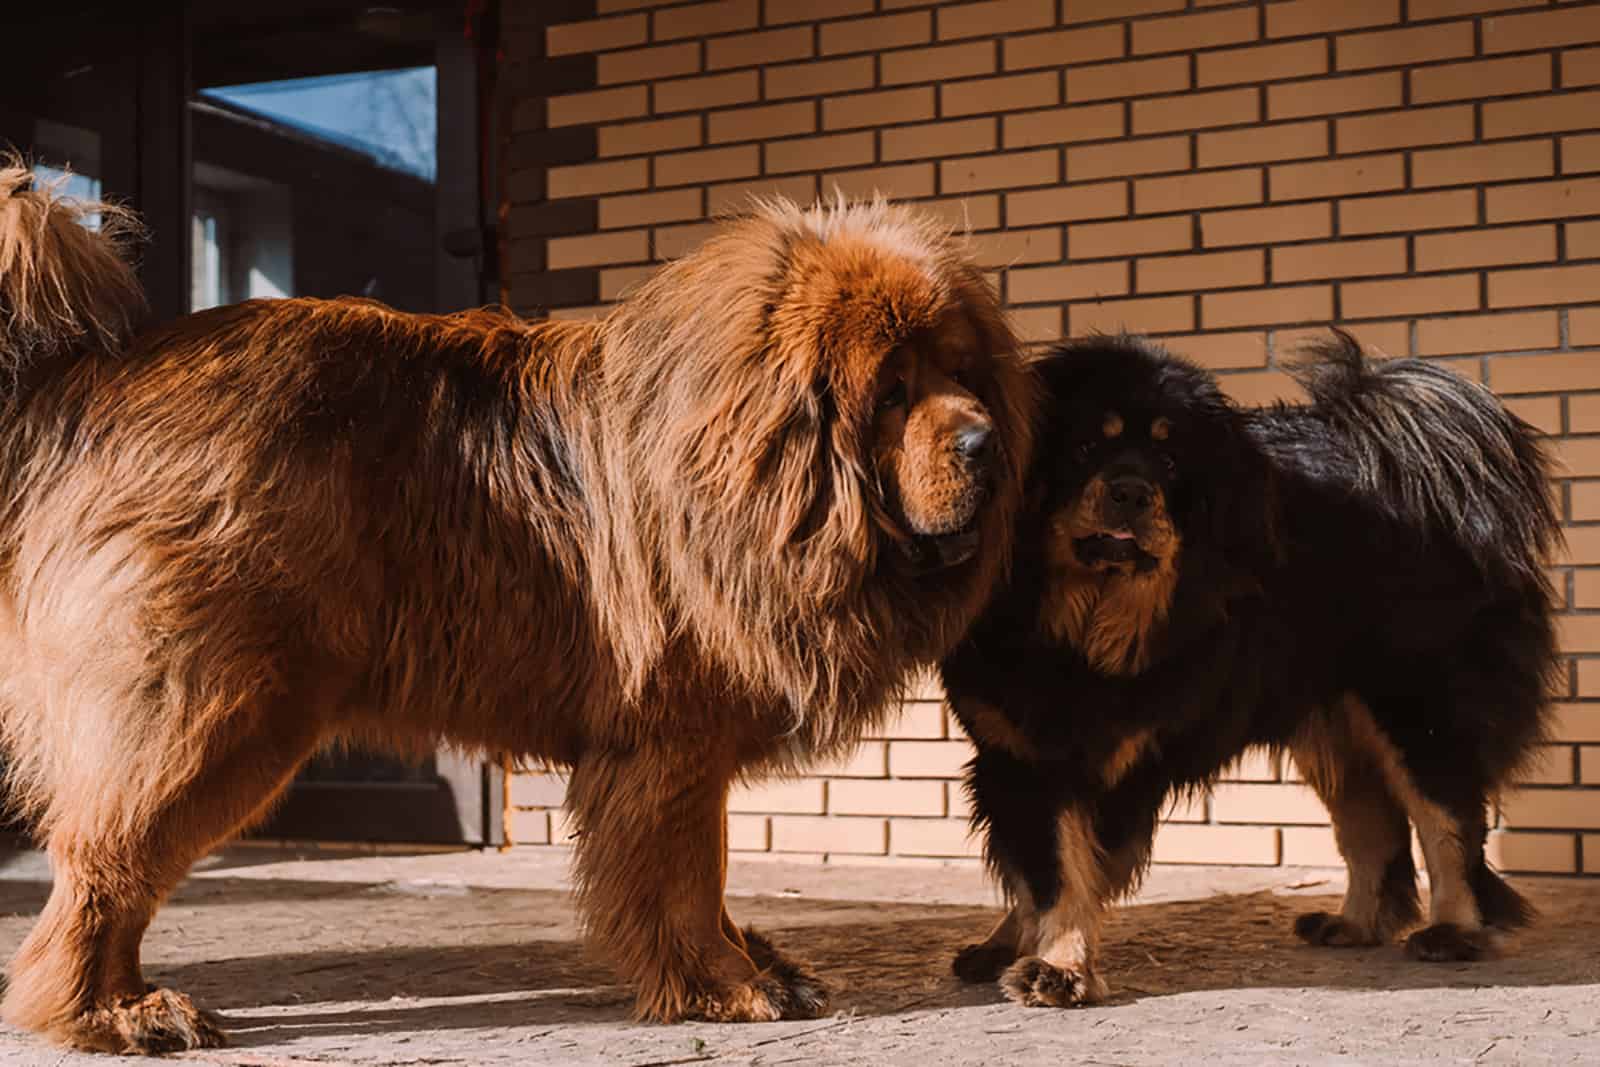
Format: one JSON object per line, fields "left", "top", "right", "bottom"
{"left": 687, "top": 931, "right": 830, "bottom": 1022}
{"left": 999, "top": 956, "right": 1104, "bottom": 1008}
{"left": 1405, "top": 922, "right": 1491, "bottom": 962}
{"left": 952, "top": 941, "right": 1017, "bottom": 984}
{"left": 1294, "top": 911, "right": 1381, "bottom": 948}
{"left": 75, "top": 987, "right": 226, "bottom": 1054}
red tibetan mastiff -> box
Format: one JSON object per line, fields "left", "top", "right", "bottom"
{"left": 0, "top": 162, "right": 1035, "bottom": 1053}
{"left": 941, "top": 333, "right": 1558, "bottom": 1007}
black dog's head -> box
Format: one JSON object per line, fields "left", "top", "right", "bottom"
{"left": 1030, "top": 335, "right": 1257, "bottom": 583}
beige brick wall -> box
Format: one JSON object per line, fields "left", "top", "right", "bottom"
{"left": 505, "top": 0, "right": 1600, "bottom": 875}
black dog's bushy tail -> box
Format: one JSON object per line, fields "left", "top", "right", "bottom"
{"left": 1288, "top": 329, "right": 1561, "bottom": 586}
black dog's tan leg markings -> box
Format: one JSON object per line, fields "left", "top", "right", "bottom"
{"left": 999, "top": 810, "right": 1109, "bottom": 1008}
{"left": 1290, "top": 711, "right": 1420, "bottom": 948}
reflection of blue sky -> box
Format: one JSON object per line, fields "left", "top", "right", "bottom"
{"left": 202, "top": 67, "right": 436, "bottom": 182}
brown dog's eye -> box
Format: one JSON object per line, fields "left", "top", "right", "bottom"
{"left": 877, "top": 381, "right": 907, "bottom": 413}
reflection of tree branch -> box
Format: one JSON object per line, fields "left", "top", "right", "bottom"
{"left": 367, "top": 70, "right": 435, "bottom": 181}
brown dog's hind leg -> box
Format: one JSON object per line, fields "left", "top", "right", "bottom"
{"left": 567, "top": 747, "right": 828, "bottom": 1023}
{"left": 3, "top": 694, "right": 326, "bottom": 1054}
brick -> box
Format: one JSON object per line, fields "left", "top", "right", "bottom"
{"left": 1132, "top": 87, "right": 1259, "bottom": 134}
{"left": 1566, "top": 45, "right": 1600, "bottom": 88}
{"left": 1137, "top": 168, "right": 1263, "bottom": 214}
{"left": 764, "top": 0, "right": 872, "bottom": 23}
{"left": 1337, "top": 104, "right": 1474, "bottom": 153}
{"left": 1200, "top": 121, "right": 1329, "bottom": 168}
{"left": 1203, "top": 284, "right": 1336, "bottom": 328}
{"left": 1281, "top": 826, "right": 1342, "bottom": 866}
{"left": 1068, "top": 136, "right": 1188, "bottom": 180}
{"left": 709, "top": 101, "right": 813, "bottom": 145}
{"left": 811, "top": 743, "right": 889, "bottom": 781}
{"left": 1487, "top": 830, "right": 1577, "bottom": 873}
{"left": 1266, "top": 0, "right": 1399, "bottom": 38}
{"left": 599, "top": 188, "right": 703, "bottom": 230}
{"left": 1566, "top": 134, "right": 1600, "bottom": 175}
{"left": 707, "top": 26, "right": 812, "bottom": 70}
{"left": 1417, "top": 311, "right": 1560, "bottom": 356}
{"left": 1069, "top": 294, "right": 1195, "bottom": 335}
{"left": 826, "top": 162, "right": 936, "bottom": 200}
{"left": 655, "top": 145, "right": 759, "bottom": 187}
{"left": 707, "top": 174, "right": 817, "bottom": 214}
{"left": 1410, "top": 0, "right": 1544, "bottom": 14}
{"left": 1578, "top": 484, "right": 1600, "bottom": 520}
{"left": 1499, "top": 788, "right": 1600, "bottom": 830}
{"left": 598, "top": 42, "right": 701, "bottom": 86}
{"left": 1215, "top": 782, "right": 1331, "bottom": 822}
{"left": 1488, "top": 177, "right": 1600, "bottom": 222}
{"left": 820, "top": 11, "right": 930, "bottom": 55}
{"left": 599, "top": 265, "right": 657, "bottom": 301}
{"left": 1005, "top": 24, "right": 1124, "bottom": 71}
{"left": 1271, "top": 154, "right": 1405, "bottom": 201}
{"left": 938, "top": 0, "right": 1054, "bottom": 41}
{"left": 1415, "top": 139, "right": 1558, "bottom": 187}
{"left": 943, "top": 149, "right": 1060, "bottom": 193}
{"left": 1220, "top": 369, "right": 1308, "bottom": 405}
{"left": 1505, "top": 394, "right": 1563, "bottom": 434}
{"left": 824, "top": 87, "right": 935, "bottom": 131}
{"left": 871, "top": 702, "right": 947, "bottom": 740}
{"left": 1198, "top": 39, "right": 1328, "bottom": 88}
{"left": 1011, "top": 306, "right": 1065, "bottom": 343}
{"left": 1563, "top": 525, "right": 1600, "bottom": 562}
{"left": 1161, "top": 330, "right": 1270, "bottom": 369}
{"left": 653, "top": 70, "right": 759, "bottom": 114}
{"left": 890, "top": 818, "right": 981, "bottom": 857}
{"left": 1344, "top": 272, "right": 1479, "bottom": 319}
{"left": 971, "top": 226, "right": 1063, "bottom": 267}
{"left": 654, "top": 0, "right": 757, "bottom": 41}
{"left": 1586, "top": 746, "right": 1600, "bottom": 783}
{"left": 883, "top": 118, "right": 997, "bottom": 162}
{"left": 910, "top": 193, "right": 1002, "bottom": 232}
{"left": 509, "top": 772, "right": 567, "bottom": 808}
{"left": 1004, "top": 102, "right": 1125, "bottom": 149}
{"left": 1336, "top": 21, "right": 1475, "bottom": 71}
{"left": 1498, "top": 353, "right": 1600, "bottom": 393}
{"left": 1280, "top": 320, "right": 1412, "bottom": 357}
{"left": 883, "top": 41, "right": 997, "bottom": 85}
{"left": 1572, "top": 396, "right": 1600, "bottom": 433}
{"left": 655, "top": 220, "right": 723, "bottom": 260}
{"left": 1138, "top": 249, "right": 1264, "bottom": 293}
{"left": 1581, "top": 570, "right": 1600, "bottom": 609}
{"left": 1006, "top": 180, "right": 1127, "bottom": 226}
{"left": 1009, "top": 260, "right": 1129, "bottom": 304}
{"left": 765, "top": 131, "right": 873, "bottom": 175}
{"left": 548, "top": 158, "right": 648, "bottom": 199}
{"left": 597, "top": 115, "right": 701, "bottom": 157}
{"left": 771, "top": 814, "right": 886, "bottom": 854}
{"left": 765, "top": 56, "right": 874, "bottom": 100}
{"left": 1068, "top": 56, "right": 1190, "bottom": 103}
{"left": 1162, "top": 794, "right": 1208, "bottom": 823}
{"left": 943, "top": 71, "right": 1060, "bottom": 118}
{"left": 888, "top": 740, "right": 972, "bottom": 777}
{"left": 1268, "top": 71, "right": 1403, "bottom": 120}
{"left": 547, "top": 13, "right": 647, "bottom": 57}
{"left": 1073, "top": 215, "right": 1193, "bottom": 257}
{"left": 1483, "top": 6, "right": 1600, "bottom": 54}
{"left": 1272, "top": 237, "right": 1405, "bottom": 282}
{"left": 830, "top": 778, "right": 945, "bottom": 816}
{"left": 1520, "top": 745, "right": 1577, "bottom": 785}
{"left": 1415, "top": 225, "right": 1557, "bottom": 271}
{"left": 1203, "top": 201, "right": 1332, "bottom": 247}
{"left": 1063, "top": 0, "right": 1184, "bottom": 22}
{"left": 1487, "top": 90, "right": 1600, "bottom": 140}
{"left": 548, "top": 86, "right": 647, "bottom": 128}
{"left": 1411, "top": 54, "right": 1552, "bottom": 104}
{"left": 730, "top": 778, "right": 824, "bottom": 814}
{"left": 1340, "top": 188, "right": 1477, "bottom": 235}
{"left": 1134, "top": 7, "right": 1258, "bottom": 56}
{"left": 1491, "top": 264, "right": 1600, "bottom": 309}
{"left": 1152, "top": 823, "right": 1279, "bottom": 865}
{"left": 727, "top": 814, "right": 769, "bottom": 852}
{"left": 508, "top": 808, "right": 550, "bottom": 845}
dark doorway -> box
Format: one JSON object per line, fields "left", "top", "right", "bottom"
{"left": 1, "top": 1, "right": 505, "bottom": 847}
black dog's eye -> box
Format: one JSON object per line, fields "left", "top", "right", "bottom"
{"left": 877, "top": 381, "right": 907, "bottom": 413}
{"left": 1074, "top": 441, "right": 1094, "bottom": 461}
{"left": 1161, "top": 453, "right": 1177, "bottom": 475}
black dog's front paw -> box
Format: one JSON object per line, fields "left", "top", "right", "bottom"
{"left": 953, "top": 941, "right": 1017, "bottom": 984}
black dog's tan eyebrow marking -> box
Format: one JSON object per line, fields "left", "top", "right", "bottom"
{"left": 1150, "top": 416, "right": 1170, "bottom": 441}
{"left": 1103, "top": 412, "right": 1123, "bottom": 438}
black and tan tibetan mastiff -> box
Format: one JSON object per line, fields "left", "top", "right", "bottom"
{"left": 940, "top": 332, "right": 1559, "bottom": 1007}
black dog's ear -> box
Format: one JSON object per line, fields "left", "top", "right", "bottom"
{"left": 1201, "top": 403, "right": 1281, "bottom": 572}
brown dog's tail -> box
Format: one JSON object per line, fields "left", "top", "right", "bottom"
{"left": 0, "top": 153, "right": 145, "bottom": 393}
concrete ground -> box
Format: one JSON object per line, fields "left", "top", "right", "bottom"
{"left": 0, "top": 845, "right": 1595, "bottom": 1066}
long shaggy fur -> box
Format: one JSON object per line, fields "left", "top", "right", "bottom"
{"left": 0, "top": 172, "right": 1035, "bottom": 1052}
{"left": 942, "top": 332, "right": 1559, "bottom": 1008}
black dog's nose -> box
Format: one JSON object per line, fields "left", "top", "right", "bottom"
{"left": 1107, "top": 476, "right": 1153, "bottom": 513}
{"left": 955, "top": 424, "right": 992, "bottom": 461}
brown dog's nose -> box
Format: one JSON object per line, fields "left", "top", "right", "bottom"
{"left": 1107, "top": 475, "right": 1153, "bottom": 517}
{"left": 955, "top": 423, "right": 992, "bottom": 462}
